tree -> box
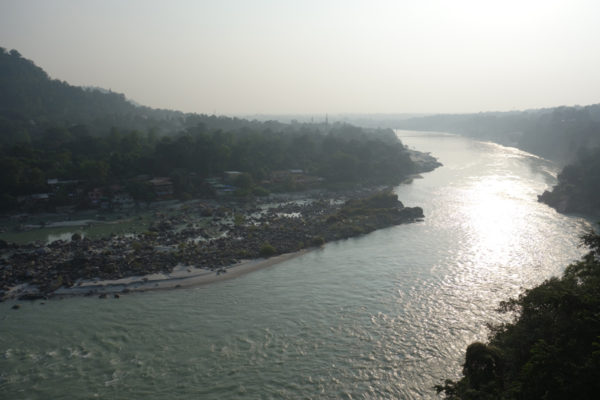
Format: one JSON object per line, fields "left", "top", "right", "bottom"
{"left": 437, "top": 227, "right": 600, "bottom": 399}
{"left": 78, "top": 160, "right": 109, "bottom": 185}
{"left": 234, "top": 173, "right": 253, "bottom": 190}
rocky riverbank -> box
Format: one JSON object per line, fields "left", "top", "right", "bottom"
{"left": 1, "top": 189, "right": 424, "bottom": 301}
{"left": 538, "top": 183, "right": 600, "bottom": 216}
{"left": 407, "top": 148, "right": 442, "bottom": 174}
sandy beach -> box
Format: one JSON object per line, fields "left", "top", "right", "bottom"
{"left": 2, "top": 189, "right": 427, "bottom": 301}
{"left": 50, "top": 249, "right": 312, "bottom": 297}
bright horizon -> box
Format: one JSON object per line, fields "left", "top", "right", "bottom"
{"left": 1, "top": 0, "right": 599, "bottom": 115}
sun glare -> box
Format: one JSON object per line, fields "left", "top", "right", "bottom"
{"left": 462, "top": 176, "right": 528, "bottom": 266}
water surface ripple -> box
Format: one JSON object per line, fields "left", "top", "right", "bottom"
{"left": 0, "top": 131, "right": 590, "bottom": 399}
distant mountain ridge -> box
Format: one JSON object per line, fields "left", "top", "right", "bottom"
{"left": 0, "top": 47, "right": 191, "bottom": 143}
{"left": 0, "top": 47, "right": 433, "bottom": 212}
{"left": 396, "top": 105, "right": 600, "bottom": 165}
{"left": 1, "top": 47, "right": 400, "bottom": 143}
{"left": 395, "top": 103, "right": 600, "bottom": 216}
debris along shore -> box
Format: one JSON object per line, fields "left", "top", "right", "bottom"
{"left": 0, "top": 189, "right": 424, "bottom": 301}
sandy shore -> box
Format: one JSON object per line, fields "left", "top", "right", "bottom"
{"left": 49, "top": 249, "right": 312, "bottom": 297}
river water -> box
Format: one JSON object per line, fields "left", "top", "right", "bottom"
{"left": 0, "top": 131, "right": 592, "bottom": 399}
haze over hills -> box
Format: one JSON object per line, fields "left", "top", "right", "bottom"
{"left": 245, "top": 100, "right": 600, "bottom": 216}
{"left": 240, "top": 113, "right": 432, "bottom": 129}
{"left": 0, "top": 48, "right": 438, "bottom": 212}
{"left": 4, "top": 1, "right": 599, "bottom": 115}
{"left": 2, "top": 2, "right": 600, "bottom": 399}
{"left": 395, "top": 106, "right": 600, "bottom": 164}
{"left": 393, "top": 107, "right": 600, "bottom": 215}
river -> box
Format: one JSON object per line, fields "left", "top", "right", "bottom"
{"left": 0, "top": 131, "right": 591, "bottom": 399}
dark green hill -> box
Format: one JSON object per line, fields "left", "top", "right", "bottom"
{"left": 0, "top": 48, "right": 135, "bottom": 119}
{"left": 538, "top": 147, "right": 600, "bottom": 215}
{"left": 0, "top": 47, "right": 189, "bottom": 144}
{"left": 0, "top": 48, "right": 431, "bottom": 212}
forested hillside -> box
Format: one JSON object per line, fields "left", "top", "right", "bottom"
{"left": 397, "top": 105, "right": 600, "bottom": 215}
{"left": 538, "top": 146, "right": 600, "bottom": 214}
{"left": 0, "top": 48, "right": 424, "bottom": 212}
{"left": 436, "top": 229, "right": 600, "bottom": 399}
{"left": 0, "top": 48, "right": 189, "bottom": 144}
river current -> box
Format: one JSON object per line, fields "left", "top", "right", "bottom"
{"left": 0, "top": 131, "right": 592, "bottom": 399}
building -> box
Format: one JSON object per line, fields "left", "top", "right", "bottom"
{"left": 223, "top": 171, "right": 242, "bottom": 183}
{"left": 112, "top": 193, "right": 135, "bottom": 209}
{"left": 148, "top": 177, "right": 174, "bottom": 199}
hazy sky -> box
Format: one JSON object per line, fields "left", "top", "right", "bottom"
{"left": 1, "top": 0, "right": 599, "bottom": 115}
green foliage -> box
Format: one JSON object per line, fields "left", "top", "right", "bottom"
{"left": 462, "top": 342, "right": 503, "bottom": 391}
{"left": 131, "top": 241, "right": 143, "bottom": 253}
{"left": 234, "top": 173, "right": 253, "bottom": 190}
{"left": 179, "top": 192, "right": 193, "bottom": 201}
{"left": 311, "top": 236, "right": 325, "bottom": 246}
{"left": 237, "top": 249, "right": 251, "bottom": 258}
{"left": 233, "top": 213, "right": 246, "bottom": 226}
{"left": 438, "top": 228, "right": 600, "bottom": 399}
{"left": 259, "top": 242, "right": 277, "bottom": 257}
{"left": 79, "top": 159, "right": 109, "bottom": 185}
{"left": 233, "top": 188, "right": 251, "bottom": 197}
{"left": 0, "top": 48, "right": 420, "bottom": 211}
{"left": 341, "top": 190, "right": 402, "bottom": 216}
{"left": 252, "top": 186, "right": 270, "bottom": 197}
{"left": 126, "top": 181, "right": 155, "bottom": 202}
{"left": 538, "top": 146, "right": 600, "bottom": 214}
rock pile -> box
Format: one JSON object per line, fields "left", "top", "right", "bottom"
{"left": 0, "top": 189, "right": 423, "bottom": 300}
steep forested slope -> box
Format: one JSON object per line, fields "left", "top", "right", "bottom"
{"left": 0, "top": 48, "right": 428, "bottom": 211}
{"left": 437, "top": 229, "right": 600, "bottom": 400}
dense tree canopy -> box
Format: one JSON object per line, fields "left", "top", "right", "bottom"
{"left": 437, "top": 228, "right": 600, "bottom": 399}
{"left": 0, "top": 121, "right": 414, "bottom": 204}
{"left": 0, "top": 48, "right": 419, "bottom": 211}
{"left": 538, "top": 146, "right": 600, "bottom": 214}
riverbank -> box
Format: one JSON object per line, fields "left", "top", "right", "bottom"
{"left": 48, "top": 250, "right": 312, "bottom": 298}
{"left": 538, "top": 178, "right": 600, "bottom": 217}
{"left": 1, "top": 189, "right": 425, "bottom": 301}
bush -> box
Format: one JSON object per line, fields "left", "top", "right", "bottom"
{"left": 252, "top": 186, "right": 270, "bottom": 196}
{"left": 179, "top": 192, "right": 193, "bottom": 201}
{"left": 259, "top": 242, "right": 277, "bottom": 257}
{"left": 234, "top": 213, "right": 245, "bottom": 226}
{"left": 311, "top": 236, "right": 325, "bottom": 246}
{"left": 234, "top": 188, "right": 251, "bottom": 197}
{"left": 131, "top": 241, "right": 143, "bottom": 252}
{"left": 437, "top": 229, "right": 600, "bottom": 399}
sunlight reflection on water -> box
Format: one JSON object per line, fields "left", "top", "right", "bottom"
{"left": 0, "top": 131, "right": 592, "bottom": 399}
